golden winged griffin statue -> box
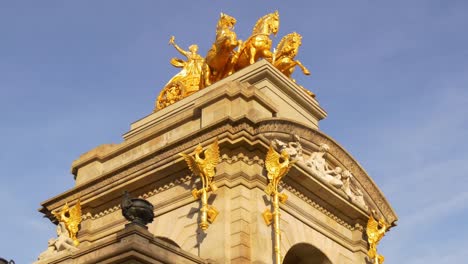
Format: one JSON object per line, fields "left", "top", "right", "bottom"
{"left": 263, "top": 144, "right": 294, "bottom": 264}
{"left": 52, "top": 200, "right": 82, "bottom": 246}
{"left": 156, "top": 11, "right": 313, "bottom": 110}
{"left": 366, "top": 212, "right": 390, "bottom": 264}
{"left": 180, "top": 138, "right": 220, "bottom": 230}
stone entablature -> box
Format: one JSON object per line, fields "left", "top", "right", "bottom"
{"left": 42, "top": 118, "right": 396, "bottom": 223}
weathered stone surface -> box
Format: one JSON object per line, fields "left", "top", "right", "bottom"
{"left": 34, "top": 223, "right": 208, "bottom": 264}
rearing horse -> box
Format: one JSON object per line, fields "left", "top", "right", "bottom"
{"left": 233, "top": 11, "right": 279, "bottom": 71}
{"left": 273, "top": 32, "right": 310, "bottom": 81}
{"left": 272, "top": 32, "right": 315, "bottom": 97}
{"left": 204, "top": 13, "right": 240, "bottom": 86}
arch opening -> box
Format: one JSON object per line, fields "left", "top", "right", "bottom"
{"left": 283, "top": 243, "right": 332, "bottom": 264}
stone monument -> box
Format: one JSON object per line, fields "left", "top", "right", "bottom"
{"left": 36, "top": 12, "right": 397, "bottom": 264}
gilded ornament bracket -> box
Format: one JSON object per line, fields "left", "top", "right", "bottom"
{"left": 52, "top": 200, "right": 82, "bottom": 246}
{"left": 366, "top": 211, "right": 390, "bottom": 264}
{"left": 180, "top": 138, "right": 220, "bottom": 230}
{"left": 263, "top": 144, "right": 293, "bottom": 264}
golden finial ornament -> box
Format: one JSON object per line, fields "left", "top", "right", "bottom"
{"left": 366, "top": 211, "right": 390, "bottom": 264}
{"left": 180, "top": 138, "right": 220, "bottom": 230}
{"left": 52, "top": 200, "right": 82, "bottom": 246}
{"left": 263, "top": 144, "right": 293, "bottom": 264}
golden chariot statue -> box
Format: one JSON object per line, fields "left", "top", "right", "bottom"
{"left": 155, "top": 11, "right": 312, "bottom": 110}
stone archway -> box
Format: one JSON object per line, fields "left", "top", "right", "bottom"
{"left": 283, "top": 243, "right": 332, "bottom": 264}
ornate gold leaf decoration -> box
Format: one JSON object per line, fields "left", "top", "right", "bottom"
{"left": 52, "top": 200, "right": 82, "bottom": 246}
{"left": 366, "top": 212, "right": 389, "bottom": 264}
{"left": 180, "top": 138, "right": 220, "bottom": 230}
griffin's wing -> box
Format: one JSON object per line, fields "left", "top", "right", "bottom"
{"left": 52, "top": 210, "right": 61, "bottom": 221}
{"left": 279, "top": 159, "right": 292, "bottom": 180}
{"left": 366, "top": 215, "right": 379, "bottom": 239}
{"left": 68, "top": 200, "right": 82, "bottom": 233}
{"left": 53, "top": 202, "right": 70, "bottom": 222}
{"left": 203, "top": 139, "right": 220, "bottom": 178}
{"left": 180, "top": 153, "right": 201, "bottom": 176}
{"left": 265, "top": 144, "right": 281, "bottom": 180}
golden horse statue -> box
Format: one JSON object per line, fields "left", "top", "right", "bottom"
{"left": 204, "top": 13, "right": 241, "bottom": 86}
{"left": 234, "top": 11, "right": 279, "bottom": 71}
{"left": 273, "top": 32, "right": 315, "bottom": 97}
{"left": 273, "top": 32, "right": 310, "bottom": 81}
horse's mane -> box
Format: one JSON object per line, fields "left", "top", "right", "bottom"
{"left": 276, "top": 32, "right": 293, "bottom": 53}
{"left": 275, "top": 32, "right": 300, "bottom": 56}
{"left": 217, "top": 13, "right": 235, "bottom": 30}
{"left": 252, "top": 11, "right": 279, "bottom": 33}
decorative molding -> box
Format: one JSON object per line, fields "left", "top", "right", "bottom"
{"left": 83, "top": 175, "right": 193, "bottom": 220}
{"left": 282, "top": 183, "right": 355, "bottom": 231}
{"left": 221, "top": 153, "right": 264, "bottom": 166}
{"left": 42, "top": 118, "right": 397, "bottom": 225}
{"left": 83, "top": 153, "right": 357, "bottom": 235}
{"left": 83, "top": 153, "right": 263, "bottom": 221}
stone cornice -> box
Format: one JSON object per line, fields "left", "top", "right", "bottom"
{"left": 40, "top": 117, "right": 397, "bottom": 225}
{"left": 282, "top": 182, "right": 356, "bottom": 231}
{"left": 228, "top": 60, "right": 327, "bottom": 120}
{"left": 84, "top": 171, "right": 359, "bottom": 235}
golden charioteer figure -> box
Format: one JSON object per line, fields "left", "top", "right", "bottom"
{"left": 156, "top": 36, "right": 207, "bottom": 110}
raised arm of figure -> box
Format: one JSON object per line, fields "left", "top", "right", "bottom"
{"left": 169, "top": 36, "right": 189, "bottom": 57}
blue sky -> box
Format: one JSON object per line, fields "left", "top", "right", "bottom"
{"left": 1, "top": 1, "right": 467, "bottom": 263}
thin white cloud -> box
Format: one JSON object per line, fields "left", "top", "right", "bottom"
{"left": 404, "top": 191, "right": 468, "bottom": 229}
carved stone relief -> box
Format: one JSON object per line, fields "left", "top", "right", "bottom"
{"left": 273, "top": 135, "right": 368, "bottom": 211}
{"left": 36, "top": 222, "right": 77, "bottom": 263}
